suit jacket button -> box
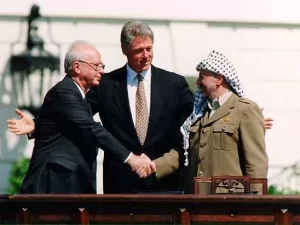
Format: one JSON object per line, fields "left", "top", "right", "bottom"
{"left": 198, "top": 171, "right": 204, "bottom": 175}
{"left": 200, "top": 142, "right": 206, "bottom": 148}
{"left": 202, "top": 129, "right": 207, "bottom": 134}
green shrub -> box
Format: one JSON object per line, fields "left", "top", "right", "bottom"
{"left": 268, "top": 184, "right": 300, "bottom": 195}
{"left": 7, "top": 157, "right": 30, "bottom": 194}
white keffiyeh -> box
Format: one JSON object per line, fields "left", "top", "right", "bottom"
{"left": 181, "top": 50, "right": 245, "bottom": 166}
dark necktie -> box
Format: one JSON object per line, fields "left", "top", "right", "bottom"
{"left": 208, "top": 99, "right": 220, "bottom": 110}
{"left": 136, "top": 74, "right": 149, "bottom": 145}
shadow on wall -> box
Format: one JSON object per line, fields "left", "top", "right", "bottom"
{"left": 0, "top": 58, "right": 32, "bottom": 194}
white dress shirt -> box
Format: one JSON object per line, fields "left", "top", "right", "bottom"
{"left": 73, "top": 81, "right": 86, "bottom": 99}
{"left": 126, "top": 64, "right": 151, "bottom": 127}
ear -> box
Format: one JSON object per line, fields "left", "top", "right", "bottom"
{"left": 216, "top": 74, "right": 224, "bottom": 85}
{"left": 72, "top": 61, "right": 81, "bottom": 75}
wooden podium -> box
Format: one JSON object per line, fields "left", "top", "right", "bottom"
{"left": 0, "top": 194, "right": 299, "bottom": 225}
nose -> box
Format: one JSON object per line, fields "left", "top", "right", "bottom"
{"left": 99, "top": 65, "right": 105, "bottom": 72}
{"left": 97, "top": 68, "right": 104, "bottom": 76}
{"left": 142, "top": 49, "right": 149, "bottom": 58}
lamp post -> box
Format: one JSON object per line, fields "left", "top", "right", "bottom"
{"left": 10, "top": 4, "right": 60, "bottom": 117}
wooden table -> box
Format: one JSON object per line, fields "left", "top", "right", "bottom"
{"left": 0, "top": 194, "right": 299, "bottom": 224}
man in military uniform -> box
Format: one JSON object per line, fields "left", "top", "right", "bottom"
{"left": 181, "top": 50, "right": 268, "bottom": 194}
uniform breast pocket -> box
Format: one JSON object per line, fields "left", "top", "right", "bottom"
{"left": 212, "top": 123, "right": 236, "bottom": 151}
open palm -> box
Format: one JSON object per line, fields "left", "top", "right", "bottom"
{"left": 7, "top": 109, "right": 35, "bottom": 135}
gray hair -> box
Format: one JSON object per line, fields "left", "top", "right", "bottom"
{"left": 121, "top": 20, "right": 154, "bottom": 49}
{"left": 64, "top": 40, "right": 95, "bottom": 73}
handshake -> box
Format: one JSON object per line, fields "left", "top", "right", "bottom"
{"left": 127, "top": 153, "right": 156, "bottom": 178}
{"left": 7, "top": 109, "right": 157, "bottom": 179}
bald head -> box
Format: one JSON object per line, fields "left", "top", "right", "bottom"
{"left": 64, "top": 40, "right": 104, "bottom": 93}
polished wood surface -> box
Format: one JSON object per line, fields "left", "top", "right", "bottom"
{"left": 0, "top": 194, "right": 299, "bottom": 224}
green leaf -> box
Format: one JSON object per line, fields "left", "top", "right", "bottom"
{"left": 7, "top": 157, "right": 30, "bottom": 194}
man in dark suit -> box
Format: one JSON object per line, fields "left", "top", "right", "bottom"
{"left": 86, "top": 21, "right": 194, "bottom": 193}
{"left": 9, "top": 40, "right": 153, "bottom": 194}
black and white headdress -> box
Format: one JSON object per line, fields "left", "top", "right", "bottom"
{"left": 180, "top": 50, "right": 245, "bottom": 166}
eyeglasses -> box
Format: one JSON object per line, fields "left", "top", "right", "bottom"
{"left": 78, "top": 60, "right": 105, "bottom": 72}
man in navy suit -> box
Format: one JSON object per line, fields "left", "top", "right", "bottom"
{"left": 86, "top": 21, "right": 194, "bottom": 193}
{"left": 8, "top": 41, "right": 153, "bottom": 194}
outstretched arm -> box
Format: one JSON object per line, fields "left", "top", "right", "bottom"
{"left": 154, "top": 76, "right": 194, "bottom": 179}
{"left": 53, "top": 90, "right": 154, "bottom": 178}
{"left": 7, "top": 105, "right": 154, "bottom": 177}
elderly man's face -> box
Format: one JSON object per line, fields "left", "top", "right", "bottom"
{"left": 77, "top": 46, "right": 104, "bottom": 90}
{"left": 196, "top": 70, "right": 219, "bottom": 98}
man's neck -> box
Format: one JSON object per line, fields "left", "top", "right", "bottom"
{"left": 72, "top": 78, "right": 88, "bottom": 94}
{"left": 126, "top": 64, "right": 151, "bottom": 81}
{"left": 209, "top": 87, "right": 229, "bottom": 100}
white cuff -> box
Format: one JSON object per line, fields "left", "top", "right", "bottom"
{"left": 124, "top": 152, "right": 133, "bottom": 163}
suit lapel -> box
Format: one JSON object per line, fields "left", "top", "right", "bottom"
{"left": 112, "top": 66, "right": 138, "bottom": 141}
{"left": 111, "top": 65, "right": 165, "bottom": 147}
{"left": 63, "top": 76, "right": 93, "bottom": 116}
{"left": 64, "top": 75, "right": 85, "bottom": 99}
{"left": 189, "top": 119, "right": 201, "bottom": 149}
{"left": 63, "top": 75, "right": 81, "bottom": 93}
{"left": 201, "top": 108, "right": 210, "bottom": 126}
{"left": 144, "top": 66, "right": 164, "bottom": 146}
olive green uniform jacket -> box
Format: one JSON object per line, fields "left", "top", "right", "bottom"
{"left": 188, "top": 94, "right": 268, "bottom": 194}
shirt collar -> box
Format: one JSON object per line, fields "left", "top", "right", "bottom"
{"left": 208, "top": 91, "right": 232, "bottom": 110}
{"left": 126, "top": 64, "right": 151, "bottom": 82}
{"left": 73, "top": 81, "right": 86, "bottom": 99}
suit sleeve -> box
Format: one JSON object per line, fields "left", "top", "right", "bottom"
{"left": 53, "top": 90, "right": 131, "bottom": 162}
{"left": 154, "top": 76, "right": 194, "bottom": 179}
{"left": 27, "top": 118, "right": 37, "bottom": 139}
{"left": 240, "top": 102, "right": 268, "bottom": 178}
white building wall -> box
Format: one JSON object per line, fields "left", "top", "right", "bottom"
{"left": 0, "top": 0, "right": 299, "bottom": 193}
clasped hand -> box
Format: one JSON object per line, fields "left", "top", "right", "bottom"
{"left": 127, "top": 154, "right": 156, "bottom": 178}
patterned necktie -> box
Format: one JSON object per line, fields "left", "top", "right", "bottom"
{"left": 136, "top": 74, "right": 149, "bottom": 145}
